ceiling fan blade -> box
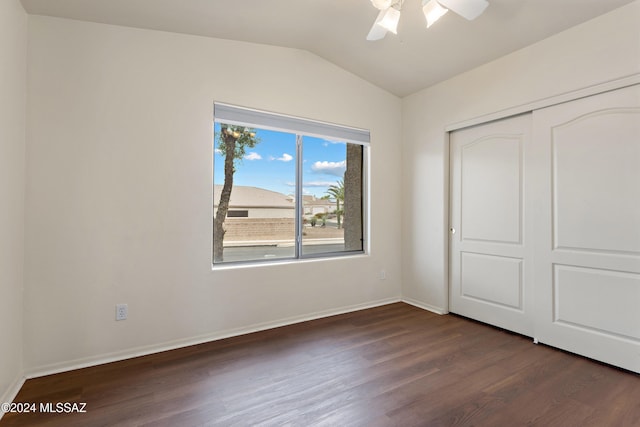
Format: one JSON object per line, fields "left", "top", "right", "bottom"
{"left": 438, "top": 0, "right": 488, "bottom": 20}
{"left": 366, "top": 9, "right": 389, "bottom": 40}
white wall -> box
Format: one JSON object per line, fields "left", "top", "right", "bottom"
{"left": 401, "top": 1, "right": 640, "bottom": 312}
{"left": 24, "top": 17, "right": 403, "bottom": 374}
{"left": 0, "top": 0, "right": 27, "bottom": 406}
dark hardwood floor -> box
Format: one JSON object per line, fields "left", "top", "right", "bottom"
{"left": 2, "top": 303, "right": 639, "bottom": 426}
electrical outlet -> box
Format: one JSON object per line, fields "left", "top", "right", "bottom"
{"left": 379, "top": 270, "right": 386, "bottom": 280}
{"left": 116, "top": 304, "right": 128, "bottom": 321}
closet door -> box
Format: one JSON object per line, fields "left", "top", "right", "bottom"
{"left": 531, "top": 84, "right": 640, "bottom": 373}
{"left": 449, "top": 113, "right": 534, "bottom": 337}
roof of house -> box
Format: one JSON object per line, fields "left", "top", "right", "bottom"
{"left": 213, "top": 185, "right": 294, "bottom": 209}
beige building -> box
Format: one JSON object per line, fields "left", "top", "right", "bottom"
{"left": 213, "top": 185, "right": 295, "bottom": 219}
{"left": 302, "top": 195, "right": 336, "bottom": 216}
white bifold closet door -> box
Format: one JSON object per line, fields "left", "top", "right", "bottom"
{"left": 530, "top": 85, "right": 640, "bottom": 373}
{"left": 450, "top": 84, "right": 640, "bottom": 373}
{"left": 449, "top": 113, "right": 534, "bottom": 337}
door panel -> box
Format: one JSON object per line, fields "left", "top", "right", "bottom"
{"left": 552, "top": 110, "right": 640, "bottom": 254}
{"left": 461, "top": 252, "right": 523, "bottom": 310}
{"left": 553, "top": 264, "right": 640, "bottom": 341}
{"left": 532, "top": 84, "right": 640, "bottom": 373}
{"left": 449, "top": 114, "right": 533, "bottom": 337}
{"left": 461, "top": 136, "right": 522, "bottom": 244}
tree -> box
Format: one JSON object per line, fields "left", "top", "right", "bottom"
{"left": 213, "top": 125, "right": 259, "bottom": 262}
{"left": 326, "top": 179, "right": 345, "bottom": 229}
{"left": 344, "top": 144, "right": 363, "bottom": 251}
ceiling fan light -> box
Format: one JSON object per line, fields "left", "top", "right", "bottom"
{"left": 370, "top": 0, "right": 394, "bottom": 10}
{"left": 375, "top": 6, "right": 401, "bottom": 34}
{"left": 422, "top": 0, "right": 449, "bottom": 28}
{"left": 367, "top": 18, "right": 388, "bottom": 41}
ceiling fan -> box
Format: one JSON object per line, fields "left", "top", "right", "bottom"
{"left": 366, "top": 0, "right": 489, "bottom": 41}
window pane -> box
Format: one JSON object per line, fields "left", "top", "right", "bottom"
{"left": 213, "top": 124, "right": 296, "bottom": 263}
{"left": 301, "top": 137, "right": 363, "bottom": 256}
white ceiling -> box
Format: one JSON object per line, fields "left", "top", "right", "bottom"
{"left": 20, "top": 0, "right": 635, "bottom": 97}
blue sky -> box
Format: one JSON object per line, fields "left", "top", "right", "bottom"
{"left": 214, "top": 124, "right": 346, "bottom": 198}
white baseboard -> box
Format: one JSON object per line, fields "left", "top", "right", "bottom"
{"left": 0, "top": 374, "right": 25, "bottom": 422}
{"left": 402, "top": 297, "right": 448, "bottom": 315}
{"left": 25, "top": 296, "right": 402, "bottom": 379}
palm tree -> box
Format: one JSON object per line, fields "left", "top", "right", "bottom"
{"left": 213, "top": 124, "right": 259, "bottom": 262}
{"left": 326, "top": 179, "right": 345, "bottom": 229}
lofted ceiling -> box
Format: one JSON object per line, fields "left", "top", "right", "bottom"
{"left": 20, "top": 0, "right": 635, "bottom": 97}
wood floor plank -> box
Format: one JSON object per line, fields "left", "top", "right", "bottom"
{"left": 2, "top": 303, "right": 638, "bottom": 426}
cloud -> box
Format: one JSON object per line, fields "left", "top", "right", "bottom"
{"left": 244, "top": 152, "right": 262, "bottom": 161}
{"left": 311, "top": 160, "right": 346, "bottom": 176}
{"left": 322, "top": 139, "right": 346, "bottom": 147}
{"left": 304, "top": 181, "right": 338, "bottom": 187}
{"left": 276, "top": 153, "right": 293, "bottom": 162}
{"left": 286, "top": 181, "right": 335, "bottom": 188}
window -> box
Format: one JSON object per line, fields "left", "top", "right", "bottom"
{"left": 213, "top": 103, "right": 369, "bottom": 265}
{"left": 226, "top": 210, "right": 249, "bottom": 218}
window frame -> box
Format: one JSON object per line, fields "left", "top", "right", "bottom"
{"left": 213, "top": 103, "right": 370, "bottom": 266}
